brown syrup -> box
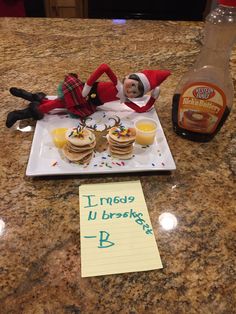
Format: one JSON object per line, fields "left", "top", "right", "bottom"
{"left": 172, "top": 93, "right": 230, "bottom": 142}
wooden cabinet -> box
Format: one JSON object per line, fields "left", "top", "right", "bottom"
{"left": 44, "top": 0, "right": 88, "bottom": 18}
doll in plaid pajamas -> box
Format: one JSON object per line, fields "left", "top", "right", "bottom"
{"left": 6, "top": 64, "right": 170, "bottom": 128}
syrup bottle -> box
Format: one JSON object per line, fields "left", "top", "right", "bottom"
{"left": 172, "top": 0, "right": 236, "bottom": 142}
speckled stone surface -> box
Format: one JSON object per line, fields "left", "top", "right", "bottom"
{"left": 0, "top": 18, "right": 236, "bottom": 314}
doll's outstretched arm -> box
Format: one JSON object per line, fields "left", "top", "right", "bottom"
{"left": 124, "top": 97, "right": 155, "bottom": 113}
{"left": 124, "top": 86, "right": 160, "bottom": 113}
{"left": 82, "top": 64, "right": 118, "bottom": 97}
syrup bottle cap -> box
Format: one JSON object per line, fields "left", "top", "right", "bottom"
{"left": 219, "top": 0, "right": 236, "bottom": 7}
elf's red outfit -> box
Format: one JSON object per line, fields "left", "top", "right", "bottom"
{"left": 37, "top": 64, "right": 170, "bottom": 117}
{"left": 6, "top": 64, "right": 171, "bottom": 128}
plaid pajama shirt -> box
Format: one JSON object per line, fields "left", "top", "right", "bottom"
{"left": 61, "top": 74, "right": 98, "bottom": 117}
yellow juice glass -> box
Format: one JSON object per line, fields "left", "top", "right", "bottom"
{"left": 134, "top": 118, "right": 157, "bottom": 145}
{"left": 51, "top": 128, "right": 68, "bottom": 148}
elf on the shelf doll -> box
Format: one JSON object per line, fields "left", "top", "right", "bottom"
{"left": 6, "top": 63, "right": 170, "bottom": 128}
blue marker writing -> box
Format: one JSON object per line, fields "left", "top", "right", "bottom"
{"left": 98, "top": 231, "right": 115, "bottom": 248}
{"left": 82, "top": 194, "right": 98, "bottom": 208}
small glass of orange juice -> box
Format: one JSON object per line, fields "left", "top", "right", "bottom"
{"left": 51, "top": 128, "right": 68, "bottom": 148}
{"left": 134, "top": 118, "right": 157, "bottom": 145}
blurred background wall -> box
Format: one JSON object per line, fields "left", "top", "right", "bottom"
{"left": 0, "top": 0, "right": 45, "bottom": 17}
{"left": 89, "top": 0, "right": 207, "bottom": 20}
{"left": 0, "top": 0, "right": 216, "bottom": 20}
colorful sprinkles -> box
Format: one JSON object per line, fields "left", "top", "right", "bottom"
{"left": 112, "top": 125, "right": 131, "bottom": 138}
{"left": 68, "top": 125, "right": 85, "bottom": 138}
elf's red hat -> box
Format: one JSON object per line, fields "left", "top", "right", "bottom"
{"left": 135, "top": 70, "right": 171, "bottom": 94}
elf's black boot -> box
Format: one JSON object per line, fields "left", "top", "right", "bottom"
{"left": 9, "top": 87, "right": 46, "bottom": 102}
{"left": 6, "top": 101, "right": 44, "bottom": 128}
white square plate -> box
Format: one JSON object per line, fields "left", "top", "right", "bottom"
{"left": 26, "top": 99, "right": 176, "bottom": 176}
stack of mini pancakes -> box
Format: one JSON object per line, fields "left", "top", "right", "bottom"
{"left": 62, "top": 127, "right": 96, "bottom": 164}
{"left": 107, "top": 126, "right": 136, "bottom": 160}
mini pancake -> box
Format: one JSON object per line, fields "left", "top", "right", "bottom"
{"left": 66, "top": 145, "right": 94, "bottom": 155}
{"left": 108, "top": 127, "right": 136, "bottom": 143}
{"left": 110, "top": 146, "right": 133, "bottom": 155}
{"left": 107, "top": 136, "right": 135, "bottom": 147}
{"left": 75, "top": 152, "right": 94, "bottom": 164}
{"left": 64, "top": 143, "right": 93, "bottom": 156}
{"left": 109, "top": 152, "right": 133, "bottom": 160}
{"left": 62, "top": 144, "right": 93, "bottom": 162}
{"left": 66, "top": 140, "right": 96, "bottom": 152}
{"left": 62, "top": 126, "right": 96, "bottom": 164}
{"left": 66, "top": 127, "right": 96, "bottom": 146}
{"left": 107, "top": 126, "right": 136, "bottom": 160}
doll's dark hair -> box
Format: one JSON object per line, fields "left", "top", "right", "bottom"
{"left": 123, "top": 74, "right": 144, "bottom": 97}
{"left": 128, "top": 74, "right": 144, "bottom": 96}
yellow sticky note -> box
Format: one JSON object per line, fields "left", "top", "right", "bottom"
{"left": 79, "top": 180, "right": 162, "bottom": 277}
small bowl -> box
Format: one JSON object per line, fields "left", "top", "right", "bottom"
{"left": 134, "top": 117, "right": 157, "bottom": 145}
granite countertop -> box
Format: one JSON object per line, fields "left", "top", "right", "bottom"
{"left": 0, "top": 18, "right": 235, "bottom": 313}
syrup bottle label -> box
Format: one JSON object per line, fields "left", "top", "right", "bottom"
{"left": 178, "top": 82, "right": 226, "bottom": 134}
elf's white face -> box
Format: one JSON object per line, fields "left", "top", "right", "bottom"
{"left": 123, "top": 77, "right": 140, "bottom": 98}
